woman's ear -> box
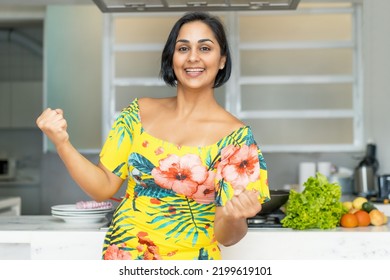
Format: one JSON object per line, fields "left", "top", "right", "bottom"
{"left": 220, "top": 56, "right": 227, "bottom": 69}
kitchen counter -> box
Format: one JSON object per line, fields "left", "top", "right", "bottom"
{"left": 0, "top": 216, "right": 108, "bottom": 260}
{"left": 1, "top": 215, "right": 390, "bottom": 260}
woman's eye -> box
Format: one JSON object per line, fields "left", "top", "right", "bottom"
{"left": 178, "top": 46, "right": 189, "bottom": 52}
{"left": 200, "top": 46, "right": 211, "bottom": 52}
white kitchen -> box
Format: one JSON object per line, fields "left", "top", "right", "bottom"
{"left": 1, "top": 0, "right": 390, "bottom": 269}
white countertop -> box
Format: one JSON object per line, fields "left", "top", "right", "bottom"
{"left": 0, "top": 215, "right": 109, "bottom": 231}
{"left": 1, "top": 215, "right": 390, "bottom": 260}
{"left": 0, "top": 216, "right": 108, "bottom": 260}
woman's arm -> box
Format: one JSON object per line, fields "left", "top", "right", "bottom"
{"left": 36, "top": 108, "right": 123, "bottom": 201}
{"left": 214, "top": 189, "right": 261, "bottom": 246}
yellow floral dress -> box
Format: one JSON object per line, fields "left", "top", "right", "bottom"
{"left": 100, "top": 98, "right": 270, "bottom": 260}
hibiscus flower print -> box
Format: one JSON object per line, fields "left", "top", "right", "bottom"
{"left": 137, "top": 231, "right": 162, "bottom": 260}
{"left": 104, "top": 243, "right": 131, "bottom": 260}
{"left": 192, "top": 170, "right": 215, "bottom": 204}
{"left": 216, "top": 144, "right": 260, "bottom": 190}
{"left": 151, "top": 154, "right": 215, "bottom": 203}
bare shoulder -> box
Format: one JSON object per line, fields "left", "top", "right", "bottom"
{"left": 213, "top": 106, "right": 246, "bottom": 135}
{"left": 220, "top": 106, "right": 245, "bottom": 127}
{"left": 138, "top": 97, "right": 175, "bottom": 114}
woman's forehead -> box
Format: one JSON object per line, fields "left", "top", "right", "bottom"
{"left": 176, "top": 21, "right": 216, "bottom": 42}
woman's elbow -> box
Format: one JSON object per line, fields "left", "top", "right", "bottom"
{"left": 219, "top": 240, "right": 239, "bottom": 247}
{"left": 216, "top": 232, "right": 247, "bottom": 247}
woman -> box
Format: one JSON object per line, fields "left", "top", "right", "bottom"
{"left": 36, "top": 11, "right": 270, "bottom": 260}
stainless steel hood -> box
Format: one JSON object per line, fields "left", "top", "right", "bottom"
{"left": 92, "top": 0, "right": 301, "bottom": 13}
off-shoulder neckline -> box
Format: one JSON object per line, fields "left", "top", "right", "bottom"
{"left": 132, "top": 98, "right": 250, "bottom": 149}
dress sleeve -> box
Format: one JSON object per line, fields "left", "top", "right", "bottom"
{"left": 214, "top": 127, "right": 270, "bottom": 207}
{"left": 99, "top": 99, "right": 139, "bottom": 179}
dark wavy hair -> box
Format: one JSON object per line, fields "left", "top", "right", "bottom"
{"left": 160, "top": 12, "right": 232, "bottom": 88}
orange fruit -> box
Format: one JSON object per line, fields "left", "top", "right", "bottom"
{"left": 340, "top": 213, "right": 358, "bottom": 228}
{"left": 369, "top": 209, "right": 385, "bottom": 226}
{"left": 354, "top": 210, "right": 371, "bottom": 227}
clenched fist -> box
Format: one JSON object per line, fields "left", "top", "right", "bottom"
{"left": 36, "top": 108, "right": 69, "bottom": 148}
{"left": 223, "top": 189, "right": 262, "bottom": 220}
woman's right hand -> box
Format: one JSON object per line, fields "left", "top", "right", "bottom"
{"left": 36, "top": 108, "right": 69, "bottom": 148}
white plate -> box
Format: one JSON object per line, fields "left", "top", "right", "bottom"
{"left": 52, "top": 214, "right": 107, "bottom": 224}
{"left": 51, "top": 204, "right": 113, "bottom": 213}
{"left": 51, "top": 210, "right": 110, "bottom": 217}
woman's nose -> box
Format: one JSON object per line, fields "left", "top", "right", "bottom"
{"left": 188, "top": 49, "right": 200, "bottom": 62}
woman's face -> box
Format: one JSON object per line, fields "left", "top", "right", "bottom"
{"left": 172, "top": 21, "right": 226, "bottom": 91}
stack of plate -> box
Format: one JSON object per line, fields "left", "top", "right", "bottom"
{"left": 51, "top": 204, "right": 113, "bottom": 224}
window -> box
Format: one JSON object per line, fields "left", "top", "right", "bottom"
{"left": 102, "top": 2, "right": 363, "bottom": 153}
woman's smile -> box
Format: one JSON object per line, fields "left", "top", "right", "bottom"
{"left": 185, "top": 67, "right": 205, "bottom": 77}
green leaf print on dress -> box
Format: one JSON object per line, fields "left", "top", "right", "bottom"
{"left": 146, "top": 197, "right": 214, "bottom": 247}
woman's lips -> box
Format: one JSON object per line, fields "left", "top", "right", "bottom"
{"left": 185, "top": 68, "right": 204, "bottom": 77}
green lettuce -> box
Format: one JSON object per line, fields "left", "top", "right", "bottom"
{"left": 281, "top": 172, "right": 346, "bottom": 230}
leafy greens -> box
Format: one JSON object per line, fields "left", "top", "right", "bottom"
{"left": 281, "top": 172, "right": 346, "bottom": 230}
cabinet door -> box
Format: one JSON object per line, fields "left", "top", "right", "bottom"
{"left": 11, "top": 81, "right": 43, "bottom": 128}
{"left": 0, "top": 82, "right": 11, "bottom": 128}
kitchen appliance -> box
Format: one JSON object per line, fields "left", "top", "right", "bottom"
{"left": 0, "top": 158, "right": 16, "bottom": 181}
{"left": 247, "top": 210, "right": 286, "bottom": 228}
{"left": 377, "top": 174, "right": 390, "bottom": 199}
{"left": 261, "top": 189, "right": 290, "bottom": 214}
{"left": 329, "top": 168, "right": 354, "bottom": 194}
{"left": 353, "top": 143, "right": 379, "bottom": 198}
{"left": 93, "top": 0, "right": 301, "bottom": 13}
{"left": 247, "top": 189, "right": 289, "bottom": 228}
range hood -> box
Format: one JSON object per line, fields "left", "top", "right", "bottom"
{"left": 92, "top": 0, "right": 301, "bottom": 13}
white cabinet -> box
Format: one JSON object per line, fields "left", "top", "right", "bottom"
{"left": 232, "top": 7, "right": 363, "bottom": 153}
{"left": 0, "top": 81, "right": 42, "bottom": 128}
{"left": 0, "top": 196, "right": 21, "bottom": 216}
{"left": 104, "top": 6, "right": 363, "bottom": 153}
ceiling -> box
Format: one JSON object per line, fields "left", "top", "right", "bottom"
{"left": 0, "top": 0, "right": 364, "bottom": 8}
{"left": 0, "top": 0, "right": 91, "bottom": 4}
{"left": 92, "top": 0, "right": 301, "bottom": 12}
{"left": 0, "top": 0, "right": 364, "bottom": 19}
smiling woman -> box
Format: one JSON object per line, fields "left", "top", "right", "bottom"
{"left": 36, "top": 11, "right": 270, "bottom": 260}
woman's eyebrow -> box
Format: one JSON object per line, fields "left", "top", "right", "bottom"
{"left": 176, "top": 38, "right": 215, "bottom": 44}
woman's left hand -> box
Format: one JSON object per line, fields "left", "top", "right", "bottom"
{"left": 222, "top": 189, "right": 262, "bottom": 220}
